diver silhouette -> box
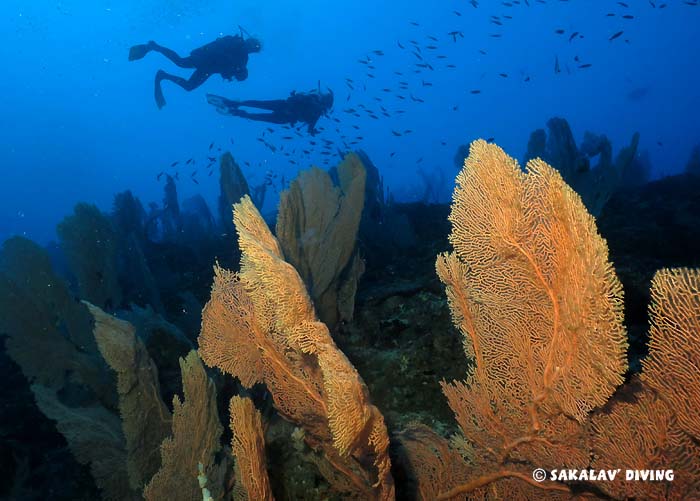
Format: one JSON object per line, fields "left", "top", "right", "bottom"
{"left": 128, "top": 34, "right": 262, "bottom": 109}
{"left": 206, "top": 89, "right": 334, "bottom": 135}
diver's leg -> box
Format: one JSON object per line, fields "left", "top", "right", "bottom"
{"left": 236, "top": 99, "right": 287, "bottom": 112}
{"left": 155, "top": 69, "right": 210, "bottom": 109}
{"left": 149, "top": 43, "right": 196, "bottom": 68}
{"left": 225, "top": 110, "right": 289, "bottom": 125}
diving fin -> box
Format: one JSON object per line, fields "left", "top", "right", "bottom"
{"left": 207, "top": 94, "right": 240, "bottom": 113}
{"left": 129, "top": 43, "right": 151, "bottom": 61}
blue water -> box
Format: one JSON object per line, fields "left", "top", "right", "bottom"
{"left": 1, "top": 0, "right": 698, "bottom": 243}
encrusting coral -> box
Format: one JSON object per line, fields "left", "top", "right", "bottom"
{"left": 198, "top": 195, "right": 394, "bottom": 500}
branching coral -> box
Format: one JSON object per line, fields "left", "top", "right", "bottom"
{"left": 229, "top": 396, "right": 273, "bottom": 501}
{"left": 199, "top": 195, "right": 393, "bottom": 500}
{"left": 276, "top": 153, "right": 367, "bottom": 328}
{"left": 399, "top": 140, "right": 700, "bottom": 500}
{"left": 435, "top": 139, "right": 627, "bottom": 498}
{"left": 143, "top": 351, "right": 227, "bottom": 501}
{"left": 88, "top": 303, "right": 173, "bottom": 490}
{"left": 591, "top": 268, "right": 700, "bottom": 499}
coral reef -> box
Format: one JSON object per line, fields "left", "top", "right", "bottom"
{"left": 2, "top": 138, "right": 700, "bottom": 500}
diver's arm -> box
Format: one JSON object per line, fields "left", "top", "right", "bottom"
{"left": 233, "top": 66, "right": 248, "bottom": 81}
{"left": 307, "top": 116, "right": 320, "bottom": 135}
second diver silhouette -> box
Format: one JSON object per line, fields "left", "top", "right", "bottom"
{"left": 207, "top": 88, "right": 334, "bottom": 136}
{"left": 129, "top": 32, "right": 262, "bottom": 109}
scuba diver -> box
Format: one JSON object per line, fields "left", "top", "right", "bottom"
{"left": 206, "top": 88, "right": 334, "bottom": 135}
{"left": 128, "top": 29, "right": 262, "bottom": 109}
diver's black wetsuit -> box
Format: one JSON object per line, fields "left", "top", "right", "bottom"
{"left": 129, "top": 35, "right": 261, "bottom": 109}
{"left": 207, "top": 90, "right": 334, "bottom": 135}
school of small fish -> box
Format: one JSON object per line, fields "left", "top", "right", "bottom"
{"left": 159, "top": 0, "right": 697, "bottom": 186}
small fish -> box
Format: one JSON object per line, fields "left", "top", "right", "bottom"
{"left": 157, "top": 171, "right": 164, "bottom": 180}
{"left": 499, "top": 73, "right": 508, "bottom": 78}
{"left": 397, "top": 41, "right": 405, "bottom": 49}
{"left": 192, "top": 178, "right": 199, "bottom": 185}
{"left": 391, "top": 130, "right": 402, "bottom": 136}
{"left": 470, "top": 89, "right": 481, "bottom": 94}
{"left": 448, "top": 31, "right": 464, "bottom": 42}
{"left": 208, "top": 142, "right": 214, "bottom": 150}
{"left": 609, "top": 31, "right": 624, "bottom": 41}
{"left": 578, "top": 63, "right": 592, "bottom": 68}
{"left": 390, "top": 152, "right": 396, "bottom": 157}
{"left": 568, "top": 31, "right": 579, "bottom": 42}
{"left": 170, "top": 161, "right": 179, "bottom": 167}
{"left": 555, "top": 29, "right": 565, "bottom": 34}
